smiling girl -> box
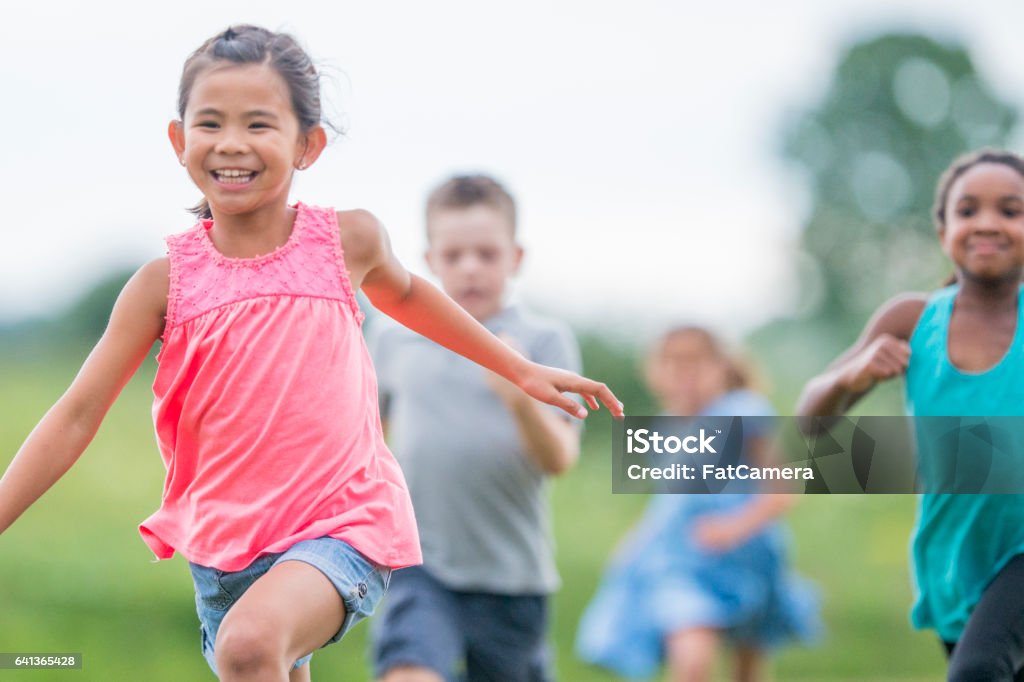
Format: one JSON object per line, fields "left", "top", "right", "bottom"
{"left": 0, "top": 25, "right": 621, "bottom": 682}
{"left": 798, "top": 149, "right": 1024, "bottom": 681}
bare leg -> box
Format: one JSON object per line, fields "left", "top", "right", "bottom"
{"left": 379, "top": 666, "right": 445, "bottom": 682}
{"left": 665, "top": 627, "right": 720, "bottom": 682}
{"left": 214, "top": 560, "right": 346, "bottom": 682}
{"left": 734, "top": 646, "right": 764, "bottom": 682}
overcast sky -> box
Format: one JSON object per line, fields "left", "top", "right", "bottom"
{"left": 2, "top": 0, "right": 1022, "bottom": 340}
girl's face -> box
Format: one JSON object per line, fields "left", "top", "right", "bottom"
{"left": 646, "top": 332, "right": 729, "bottom": 416}
{"left": 169, "top": 63, "right": 321, "bottom": 219}
{"left": 941, "top": 162, "right": 1024, "bottom": 284}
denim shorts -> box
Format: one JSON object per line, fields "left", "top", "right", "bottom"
{"left": 188, "top": 536, "right": 391, "bottom": 676}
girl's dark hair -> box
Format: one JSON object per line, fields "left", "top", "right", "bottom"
{"left": 933, "top": 148, "right": 1024, "bottom": 229}
{"left": 177, "top": 25, "right": 328, "bottom": 219}
{"left": 657, "top": 325, "right": 750, "bottom": 390}
{"left": 932, "top": 148, "right": 1024, "bottom": 285}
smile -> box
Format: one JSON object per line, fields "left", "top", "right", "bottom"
{"left": 212, "top": 169, "right": 258, "bottom": 185}
{"left": 969, "top": 241, "right": 1008, "bottom": 254}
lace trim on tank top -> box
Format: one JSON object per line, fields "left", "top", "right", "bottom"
{"left": 196, "top": 205, "right": 307, "bottom": 267}
{"left": 161, "top": 202, "right": 364, "bottom": 336}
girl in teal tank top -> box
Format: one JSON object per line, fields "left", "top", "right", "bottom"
{"left": 906, "top": 284, "right": 1024, "bottom": 641}
{"left": 798, "top": 149, "right": 1024, "bottom": 681}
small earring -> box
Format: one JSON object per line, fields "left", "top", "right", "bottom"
{"left": 179, "top": 157, "right": 186, "bottom": 166}
{"left": 297, "top": 162, "right": 306, "bottom": 170}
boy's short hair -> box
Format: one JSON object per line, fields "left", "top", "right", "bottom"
{"left": 425, "top": 174, "right": 517, "bottom": 238}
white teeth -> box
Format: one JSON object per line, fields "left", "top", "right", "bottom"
{"left": 214, "top": 169, "right": 255, "bottom": 183}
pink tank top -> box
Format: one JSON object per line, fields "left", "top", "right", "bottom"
{"left": 140, "top": 202, "right": 421, "bottom": 571}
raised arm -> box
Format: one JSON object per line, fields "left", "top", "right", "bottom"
{"left": 347, "top": 211, "right": 623, "bottom": 419}
{"left": 796, "top": 293, "right": 926, "bottom": 417}
{"left": 0, "top": 258, "right": 168, "bottom": 535}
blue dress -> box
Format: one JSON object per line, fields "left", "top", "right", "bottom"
{"left": 905, "top": 285, "right": 1024, "bottom": 643}
{"left": 575, "top": 390, "right": 821, "bottom": 679}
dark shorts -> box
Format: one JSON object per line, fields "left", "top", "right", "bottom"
{"left": 371, "top": 565, "right": 553, "bottom": 682}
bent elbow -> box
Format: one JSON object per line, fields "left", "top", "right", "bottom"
{"left": 541, "top": 445, "right": 580, "bottom": 477}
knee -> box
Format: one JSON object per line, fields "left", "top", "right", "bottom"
{"left": 666, "top": 650, "right": 715, "bottom": 682}
{"left": 665, "top": 630, "right": 718, "bottom": 682}
{"left": 215, "top": 619, "right": 288, "bottom": 678}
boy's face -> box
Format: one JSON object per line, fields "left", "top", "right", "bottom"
{"left": 425, "top": 205, "right": 523, "bottom": 321}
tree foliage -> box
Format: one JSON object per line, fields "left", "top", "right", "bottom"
{"left": 0, "top": 267, "right": 137, "bottom": 358}
{"left": 782, "top": 33, "right": 1017, "bottom": 331}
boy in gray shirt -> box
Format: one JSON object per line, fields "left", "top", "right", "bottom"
{"left": 370, "top": 175, "right": 582, "bottom": 682}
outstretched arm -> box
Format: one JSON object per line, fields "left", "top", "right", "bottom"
{"left": 796, "top": 294, "right": 926, "bottom": 417}
{"left": 0, "top": 259, "right": 168, "bottom": 535}
{"left": 356, "top": 214, "right": 622, "bottom": 419}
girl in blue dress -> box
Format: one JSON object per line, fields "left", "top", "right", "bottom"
{"left": 797, "top": 148, "right": 1024, "bottom": 681}
{"left": 577, "top": 326, "right": 820, "bottom": 681}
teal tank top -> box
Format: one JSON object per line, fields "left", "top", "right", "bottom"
{"left": 904, "top": 284, "right": 1024, "bottom": 642}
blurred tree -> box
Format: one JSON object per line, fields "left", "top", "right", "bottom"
{"left": 575, "top": 332, "right": 656, "bottom": 453}
{"left": 751, "top": 33, "right": 1018, "bottom": 412}
{"left": 52, "top": 267, "right": 137, "bottom": 344}
{"left": 782, "top": 32, "right": 1017, "bottom": 333}
{"left": 0, "top": 267, "right": 137, "bottom": 360}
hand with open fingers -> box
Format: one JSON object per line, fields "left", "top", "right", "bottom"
{"left": 516, "top": 363, "right": 624, "bottom": 420}
{"left": 841, "top": 333, "right": 911, "bottom": 393}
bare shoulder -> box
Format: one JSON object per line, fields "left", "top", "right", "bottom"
{"left": 132, "top": 257, "right": 170, "bottom": 296}
{"left": 337, "top": 209, "right": 388, "bottom": 268}
{"left": 862, "top": 292, "right": 929, "bottom": 342}
{"left": 119, "top": 257, "right": 170, "bottom": 316}
{"left": 97, "top": 257, "right": 170, "bottom": 341}
{"left": 137, "top": 256, "right": 170, "bottom": 280}
{"left": 337, "top": 209, "right": 386, "bottom": 255}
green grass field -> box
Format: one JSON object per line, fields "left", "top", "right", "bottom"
{"left": 0, "top": 356, "right": 946, "bottom": 681}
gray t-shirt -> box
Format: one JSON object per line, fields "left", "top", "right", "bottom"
{"left": 369, "top": 306, "right": 581, "bottom": 594}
